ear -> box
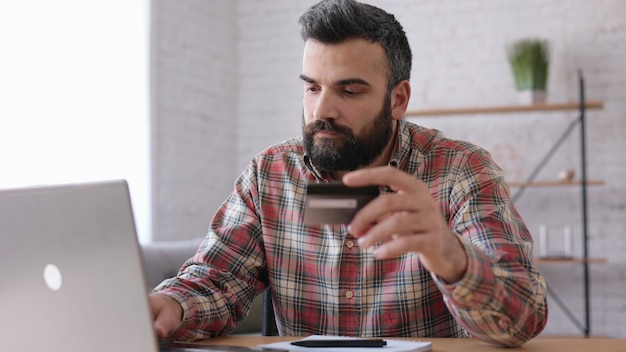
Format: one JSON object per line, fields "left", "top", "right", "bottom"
{"left": 390, "top": 80, "right": 411, "bottom": 121}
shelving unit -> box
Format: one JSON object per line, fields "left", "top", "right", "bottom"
{"left": 508, "top": 180, "right": 604, "bottom": 188}
{"left": 404, "top": 101, "right": 603, "bottom": 117}
{"left": 534, "top": 257, "right": 606, "bottom": 265}
{"left": 404, "top": 72, "right": 603, "bottom": 337}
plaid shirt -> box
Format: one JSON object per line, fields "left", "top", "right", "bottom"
{"left": 154, "top": 119, "right": 547, "bottom": 346}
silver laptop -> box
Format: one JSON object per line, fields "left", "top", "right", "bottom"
{"left": 0, "top": 180, "right": 164, "bottom": 352}
{"left": 0, "top": 180, "right": 261, "bottom": 352}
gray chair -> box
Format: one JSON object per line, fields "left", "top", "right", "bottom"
{"left": 262, "top": 290, "right": 278, "bottom": 336}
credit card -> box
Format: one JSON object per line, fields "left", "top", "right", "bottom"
{"left": 304, "top": 182, "right": 379, "bottom": 225}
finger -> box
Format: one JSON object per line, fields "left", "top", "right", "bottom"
{"left": 152, "top": 304, "right": 170, "bottom": 338}
{"left": 154, "top": 306, "right": 180, "bottom": 339}
{"left": 372, "top": 233, "right": 426, "bottom": 259}
{"left": 357, "top": 210, "right": 422, "bottom": 248}
{"left": 150, "top": 294, "right": 181, "bottom": 339}
{"left": 154, "top": 319, "right": 170, "bottom": 339}
{"left": 350, "top": 192, "right": 426, "bottom": 238}
{"left": 343, "top": 165, "right": 425, "bottom": 194}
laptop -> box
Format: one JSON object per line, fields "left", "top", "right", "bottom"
{"left": 0, "top": 180, "right": 257, "bottom": 352}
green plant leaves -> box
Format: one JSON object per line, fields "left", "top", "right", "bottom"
{"left": 506, "top": 38, "right": 550, "bottom": 91}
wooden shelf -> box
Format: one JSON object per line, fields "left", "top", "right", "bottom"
{"left": 509, "top": 180, "right": 605, "bottom": 188}
{"left": 535, "top": 257, "right": 607, "bottom": 265}
{"left": 404, "top": 101, "right": 604, "bottom": 117}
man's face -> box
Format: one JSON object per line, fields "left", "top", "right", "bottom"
{"left": 301, "top": 39, "right": 394, "bottom": 173}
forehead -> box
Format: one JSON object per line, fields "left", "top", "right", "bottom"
{"left": 302, "top": 39, "right": 388, "bottom": 85}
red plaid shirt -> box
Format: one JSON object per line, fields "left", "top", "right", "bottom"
{"left": 154, "top": 119, "right": 547, "bottom": 346}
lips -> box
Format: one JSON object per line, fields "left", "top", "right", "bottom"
{"left": 315, "top": 130, "right": 340, "bottom": 137}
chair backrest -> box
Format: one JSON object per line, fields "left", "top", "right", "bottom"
{"left": 261, "top": 289, "right": 278, "bottom": 336}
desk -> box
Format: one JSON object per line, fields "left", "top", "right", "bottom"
{"left": 199, "top": 336, "right": 626, "bottom": 351}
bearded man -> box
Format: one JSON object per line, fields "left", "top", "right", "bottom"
{"left": 150, "top": 0, "right": 548, "bottom": 347}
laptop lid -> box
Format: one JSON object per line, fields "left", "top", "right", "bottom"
{"left": 0, "top": 180, "right": 159, "bottom": 352}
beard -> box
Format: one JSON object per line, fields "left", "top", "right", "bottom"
{"left": 302, "top": 97, "right": 393, "bottom": 173}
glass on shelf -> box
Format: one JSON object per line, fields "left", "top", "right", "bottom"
{"left": 538, "top": 224, "right": 573, "bottom": 259}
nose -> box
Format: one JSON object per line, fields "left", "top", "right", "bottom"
{"left": 312, "top": 90, "right": 339, "bottom": 121}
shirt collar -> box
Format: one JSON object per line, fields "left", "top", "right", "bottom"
{"left": 389, "top": 119, "right": 412, "bottom": 170}
{"left": 302, "top": 154, "right": 328, "bottom": 181}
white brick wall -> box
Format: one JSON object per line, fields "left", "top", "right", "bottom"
{"left": 150, "top": 0, "right": 238, "bottom": 241}
{"left": 151, "top": 0, "right": 626, "bottom": 338}
{"left": 235, "top": 1, "right": 312, "bottom": 169}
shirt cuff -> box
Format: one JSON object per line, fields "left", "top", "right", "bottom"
{"left": 431, "top": 235, "right": 500, "bottom": 308}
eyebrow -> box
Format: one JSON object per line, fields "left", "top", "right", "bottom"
{"left": 299, "top": 74, "right": 371, "bottom": 87}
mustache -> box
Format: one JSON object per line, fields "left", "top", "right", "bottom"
{"left": 307, "top": 119, "right": 352, "bottom": 135}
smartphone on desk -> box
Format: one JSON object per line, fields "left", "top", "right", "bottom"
{"left": 304, "top": 182, "right": 380, "bottom": 225}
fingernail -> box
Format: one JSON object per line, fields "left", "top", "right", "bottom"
{"left": 358, "top": 237, "right": 367, "bottom": 247}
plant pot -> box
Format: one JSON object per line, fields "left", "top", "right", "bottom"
{"left": 517, "top": 90, "right": 547, "bottom": 105}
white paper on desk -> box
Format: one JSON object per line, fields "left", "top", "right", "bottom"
{"left": 257, "top": 335, "right": 432, "bottom": 352}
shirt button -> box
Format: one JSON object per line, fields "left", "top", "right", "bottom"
{"left": 346, "top": 240, "right": 354, "bottom": 248}
{"left": 345, "top": 290, "right": 354, "bottom": 299}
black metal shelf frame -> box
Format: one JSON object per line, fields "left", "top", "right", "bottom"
{"left": 512, "top": 70, "right": 593, "bottom": 337}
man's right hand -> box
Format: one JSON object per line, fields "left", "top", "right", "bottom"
{"left": 150, "top": 293, "right": 183, "bottom": 339}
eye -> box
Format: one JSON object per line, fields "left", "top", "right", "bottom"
{"left": 305, "top": 86, "right": 320, "bottom": 94}
{"left": 341, "top": 84, "right": 365, "bottom": 97}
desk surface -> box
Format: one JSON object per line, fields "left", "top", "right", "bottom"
{"left": 200, "top": 336, "right": 626, "bottom": 351}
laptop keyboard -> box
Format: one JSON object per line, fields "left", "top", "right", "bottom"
{"left": 158, "top": 341, "right": 255, "bottom": 352}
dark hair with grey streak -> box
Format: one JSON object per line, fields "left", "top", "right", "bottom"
{"left": 298, "top": 0, "right": 412, "bottom": 92}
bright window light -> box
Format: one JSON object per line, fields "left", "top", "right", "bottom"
{"left": 0, "top": 1, "right": 151, "bottom": 243}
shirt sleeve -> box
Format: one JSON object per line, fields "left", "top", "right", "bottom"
{"left": 152, "top": 163, "right": 268, "bottom": 341}
{"left": 432, "top": 148, "right": 548, "bottom": 347}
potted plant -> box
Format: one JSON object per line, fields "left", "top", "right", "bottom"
{"left": 506, "top": 38, "right": 550, "bottom": 104}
